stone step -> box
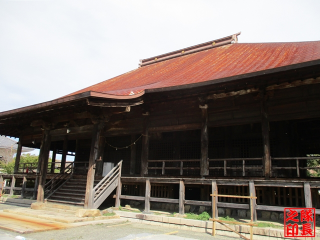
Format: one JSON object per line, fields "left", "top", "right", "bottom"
{"left": 59, "top": 185, "right": 86, "bottom": 191}
{"left": 50, "top": 195, "right": 85, "bottom": 203}
{"left": 62, "top": 182, "right": 86, "bottom": 188}
{"left": 42, "top": 207, "right": 77, "bottom": 215}
{"left": 56, "top": 189, "right": 86, "bottom": 194}
{"left": 4, "top": 208, "right": 116, "bottom": 224}
{"left": 54, "top": 192, "right": 85, "bottom": 197}
{"left": 46, "top": 199, "right": 84, "bottom": 206}
{"left": 43, "top": 201, "right": 83, "bottom": 210}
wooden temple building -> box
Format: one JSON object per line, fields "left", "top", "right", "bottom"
{"left": 0, "top": 33, "right": 320, "bottom": 220}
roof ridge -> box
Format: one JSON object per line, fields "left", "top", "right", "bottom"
{"left": 139, "top": 32, "right": 241, "bottom": 67}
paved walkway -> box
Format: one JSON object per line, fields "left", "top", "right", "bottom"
{"left": 0, "top": 202, "right": 238, "bottom": 240}
{"left": 0, "top": 221, "right": 238, "bottom": 240}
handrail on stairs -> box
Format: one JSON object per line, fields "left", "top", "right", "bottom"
{"left": 93, "top": 160, "right": 122, "bottom": 209}
{"left": 44, "top": 162, "right": 74, "bottom": 199}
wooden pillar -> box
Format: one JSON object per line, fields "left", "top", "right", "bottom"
{"left": 74, "top": 139, "right": 80, "bottom": 162}
{"left": 0, "top": 176, "right": 3, "bottom": 194}
{"left": 9, "top": 176, "right": 16, "bottom": 196}
{"left": 95, "top": 136, "right": 105, "bottom": 176}
{"left": 249, "top": 181, "right": 257, "bottom": 221}
{"left": 14, "top": 140, "right": 22, "bottom": 174}
{"left": 144, "top": 179, "right": 151, "bottom": 213}
{"left": 303, "top": 182, "right": 312, "bottom": 208}
{"left": 21, "top": 176, "right": 27, "bottom": 198}
{"left": 33, "top": 131, "right": 47, "bottom": 199}
{"left": 261, "top": 101, "right": 271, "bottom": 179}
{"left": 179, "top": 180, "right": 185, "bottom": 214}
{"left": 50, "top": 143, "right": 57, "bottom": 174}
{"left": 141, "top": 118, "right": 149, "bottom": 176}
{"left": 130, "top": 134, "right": 137, "bottom": 175}
{"left": 115, "top": 180, "right": 122, "bottom": 207}
{"left": 200, "top": 104, "right": 209, "bottom": 176}
{"left": 212, "top": 180, "right": 218, "bottom": 218}
{"left": 174, "top": 132, "right": 180, "bottom": 159}
{"left": 61, "top": 136, "right": 68, "bottom": 173}
{"left": 37, "top": 129, "right": 51, "bottom": 202}
{"left": 84, "top": 122, "right": 104, "bottom": 209}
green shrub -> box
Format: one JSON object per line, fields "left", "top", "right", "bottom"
{"left": 103, "top": 212, "right": 115, "bottom": 217}
{"left": 219, "top": 216, "right": 236, "bottom": 222}
{"left": 185, "top": 211, "right": 211, "bottom": 221}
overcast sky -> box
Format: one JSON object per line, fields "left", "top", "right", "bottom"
{"left": 1, "top": 0, "right": 320, "bottom": 113}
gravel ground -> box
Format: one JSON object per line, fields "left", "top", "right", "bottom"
{"left": 0, "top": 221, "right": 238, "bottom": 240}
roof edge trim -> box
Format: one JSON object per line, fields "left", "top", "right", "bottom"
{"left": 139, "top": 32, "right": 241, "bottom": 67}
{"left": 0, "top": 91, "right": 145, "bottom": 119}
{"left": 145, "top": 59, "right": 320, "bottom": 94}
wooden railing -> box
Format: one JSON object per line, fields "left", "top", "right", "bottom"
{"left": 148, "top": 159, "right": 200, "bottom": 175}
{"left": 17, "top": 161, "right": 74, "bottom": 174}
{"left": 147, "top": 157, "right": 320, "bottom": 178}
{"left": 147, "top": 158, "right": 263, "bottom": 176}
{"left": 44, "top": 162, "right": 73, "bottom": 199}
{"left": 73, "top": 162, "right": 89, "bottom": 174}
{"left": 92, "top": 160, "right": 122, "bottom": 209}
{"left": 208, "top": 158, "right": 263, "bottom": 177}
{"left": 0, "top": 175, "right": 34, "bottom": 197}
{"left": 18, "top": 163, "right": 38, "bottom": 174}
{"left": 271, "top": 157, "right": 320, "bottom": 177}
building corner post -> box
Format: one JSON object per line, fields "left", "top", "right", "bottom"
{"left": 200, "top": 104, "right": 209, "bottom": 176}
{"left": 13, "top": 140, "right": 23, "bottom": 174}
{"left": 84, "top": 122, "right": 105, "bottom": 209}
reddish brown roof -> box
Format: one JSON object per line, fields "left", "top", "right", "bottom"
{"left": 67, "top": 41, "right": 320, "bottom": 97}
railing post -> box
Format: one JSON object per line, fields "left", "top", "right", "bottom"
{"left": 212, "top": 180, "right": 218, "bottom": 219}
{"left": 179, "top": 180, "right": 185, "bottom": 215}
{"left": 296, "top": 159, "right": 300, "bottom": 177}
{"left": 144, "top": 179, "right": 151, "bottom": 213}
{"left": 115, "top": 161, "right": 122, "bottom": 208}
{"left": 180, "top": 161, "right": 183, "bottom": 176}
{"left": 10, "top": 176, "right": 16, "bottom": 196}
{"left": 21, "top": 176, "right": 27, "bottom": 198}
{"left": 212, "top": 189, "right": 217, "bottom": 236}
{"left": 242, "top": 160, "right": 245, "bottom": 177}
{"left": 249, "top": 181, "right": 257, "bottom": 222}
{"left": 303, "top": 182, "right": 312, "bottom": 208}
{"left": 162, "top": 161, "right": 165, "bottom": 175}
{"left": 224, "top": 160, "right": 227, "bottom": 176}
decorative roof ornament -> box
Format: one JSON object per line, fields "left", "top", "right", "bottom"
{"left": 139, "top": 32, "right": 241, "bottom": 67}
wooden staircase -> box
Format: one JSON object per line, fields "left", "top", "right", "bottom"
{"left": 46, "top": 176, "right": 99, "bottom": 206}
{"left": 46, "top": 161, "right": 122, "bottom": 208}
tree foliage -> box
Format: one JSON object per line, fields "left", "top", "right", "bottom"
{"left": 307, "top": 154, "right": 320, "bottom": 177}
{"left": 0, "top": 153, "right": 40, "bottom": 174}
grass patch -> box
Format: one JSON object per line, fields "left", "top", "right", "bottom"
{"left": 118, "top": 205, "right": 141, "bottom": 213}
{"left": 257, "top": 222, "right": 282, "bottom": 229}
{"left": 119, "top": 209, "right": 141, "bottom": 213}
{"left": 219, "top": 216, "right": 236, "bottom": 222}
{"left": 1, "top": 194, "right": 20, "bottom": 198}
{"left": 103, "top": 212, "right": 115, "bottom": 217}
{"left": 185, "top": 212, "right": 211, "bottom": 221}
